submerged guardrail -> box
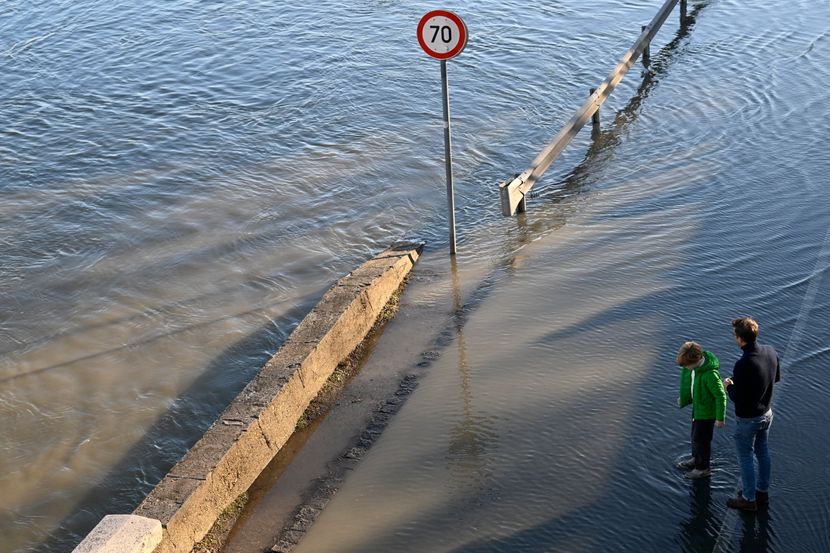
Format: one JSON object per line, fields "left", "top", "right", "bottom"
{"left": 499, "top": 0, "right": 689, "bottom": 216}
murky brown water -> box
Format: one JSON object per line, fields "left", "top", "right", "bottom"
{"left": 2, "top": 0, "right": 829, "bottom": 551}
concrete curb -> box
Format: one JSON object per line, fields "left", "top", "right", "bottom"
{"left": 73, "top": 242, "right": 423, "bottom": 553}
{"left": 72, "top": 515, "right": 162, "bottom": 553}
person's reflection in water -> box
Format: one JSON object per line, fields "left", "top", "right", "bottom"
{"left": 678, "top": 479, "right": 717, "bottom": 552}
{"left": 739, "top": 508, "right": 773, "bottom": 553}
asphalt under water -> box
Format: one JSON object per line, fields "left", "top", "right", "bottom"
{"left": 2, "top": 0, "right": 829, "bottom": 551}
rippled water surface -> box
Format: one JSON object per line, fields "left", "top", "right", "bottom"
{"left": 2, "top": 0, "right": 829, "bottom": 551}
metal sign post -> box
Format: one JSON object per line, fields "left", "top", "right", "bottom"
{"left": 417, "top": 10, "right": 468, "bottom": 255}
{"left": 440, "top": 59, "right": 457, "bottom": 255}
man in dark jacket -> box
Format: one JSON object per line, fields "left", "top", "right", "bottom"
{"left": 723, "top": 317, "right": 781, "bottom": 511}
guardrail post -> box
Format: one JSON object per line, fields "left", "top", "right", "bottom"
{"left": 590, "top": 88, "right": 600, "bottom": 128}
{"left": 496, "top": 0, "right": 685, "bottom": 216}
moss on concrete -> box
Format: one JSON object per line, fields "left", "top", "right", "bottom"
{"left": 191, "top": 492, "right": 248, "bottom": 553}
{"left": 295, "top": 278, "right": 407, "bottom": 432}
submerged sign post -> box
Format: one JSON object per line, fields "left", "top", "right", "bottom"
{"left": 417, "top": 10, "right": 468, "bottom": 255}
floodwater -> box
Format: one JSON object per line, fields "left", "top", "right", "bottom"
{"left": 1, "top": 0, "right": 828, "bottom": 551}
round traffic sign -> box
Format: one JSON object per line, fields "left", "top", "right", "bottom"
{"left": 417, "top": 10, "right": 468, "bottom": 60}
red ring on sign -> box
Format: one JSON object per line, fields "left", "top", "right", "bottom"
{"left": 417, "top": 10, "right": 468, "bottom": 60}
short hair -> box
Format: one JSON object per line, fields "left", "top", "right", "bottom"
{"left": 676, "top": 341, "right": 703, "bottom": 366}
{"left": 732, "top": 317, "right": 759, "bottom": 343}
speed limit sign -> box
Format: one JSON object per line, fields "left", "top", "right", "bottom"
{"left": 417, "top": 10, "right": 467, "bottom": 255}
{"left": 417, "top": 10, "right": 468, "bottom": 60}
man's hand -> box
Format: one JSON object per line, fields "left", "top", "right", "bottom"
{"left": 724, "top": 377, "right": 733, "bottom": 387}
{"left": 715, "top": 420, "right": 725, "bottom": 428}
{"left": 676, "top": 397, "right": 681, "bottom": 407}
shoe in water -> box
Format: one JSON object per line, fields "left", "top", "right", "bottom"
{"left": 676, "top": 459, "right": 696, "bottom": 470}
{"left": 684, "top": 468, "right": 711, "bottom": 479}
{"left": 727, "top": 495, "right": 758, "bottom": 512}
{"left": 737, "top": 489, "right": 769, "bottom": 507}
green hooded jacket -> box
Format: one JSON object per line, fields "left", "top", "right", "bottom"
{"left": 678, "top": 350, "right": 726, "bottom": 421}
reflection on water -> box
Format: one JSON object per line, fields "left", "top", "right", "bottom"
{"left": 447, "top": 257, "right": 494, "bottom": 492}
{"left": 679, "top": 480, "right": 718, "bottom": 552}
{"left": 738, "top": 510, "right": 773, "bottom": 553}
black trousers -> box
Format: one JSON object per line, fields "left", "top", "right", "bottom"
{"left": 691, "top": 419, "right": 715, "bottom": 470}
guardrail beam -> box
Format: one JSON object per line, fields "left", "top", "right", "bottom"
{"left": 499, "top": 0, "right": 681, "bottom": 216}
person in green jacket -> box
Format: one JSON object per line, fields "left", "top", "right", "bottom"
{"left": 675, "top": 341, "right": 727, "bottom": 479}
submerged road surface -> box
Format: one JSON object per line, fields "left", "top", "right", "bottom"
{"left": 2, "top": 0, "right": 829, "bottom": 551}
{"left": 278, "top": 2, "right": 830, "bottom": 551}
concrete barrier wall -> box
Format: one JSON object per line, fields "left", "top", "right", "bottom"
{"left": 73, "top": 515, "right": 162, "bottom": 553}
{"left": 73, "top": 242, "right": 423, "bottom": 553}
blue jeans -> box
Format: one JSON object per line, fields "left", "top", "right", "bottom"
{"left": 734, "top": 410, "right": 773, "bottom": 501}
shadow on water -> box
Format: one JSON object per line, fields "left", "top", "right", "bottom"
{"left": 318, "top": 282, "right": 683, "bottom": 553}
{"left": 446, "top": 506, "right": 606, "bottom": 553}
{"left": 441, "top": 485, "right": 773, "bottom": 553}
{"left": 31, "top": 296, "right": 321, "bottom": 553}
{"left": 421, "top": 1, "right": 791, "bottom": 542}
{"left": 446, "top": 257, "right": 496, "bottom": 490}
{"left": 737, "top": 509, "right": 773, "bottom": 553}
{"left": 0, "top": 295, "right": 300, "bottom": 384}
{"left": 0, "top": 217, "right": 324, "bottom": 363}
{"left": 328, "top": 199, "right": 747, "bottom": 553}
{"left": 679, "top": 480, "right": 718, "bottom": 552}
{"left": 436, "top": 294, "right": 766, "bottom": 553}
{"left": 680, "top": 483, "right": 772, "bottom": 553}
{"left": 37, "top": 3, "right": 725, "bottom": 551}
{"left": 348, "top": 5, "right": 780, "bottom": 551}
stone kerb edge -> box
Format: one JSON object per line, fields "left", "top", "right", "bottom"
{"left": 73, "top": 242, "right": 423, "bottom": 553}
{"left": 72, "top": 515, "right": 162, "bottom": 553}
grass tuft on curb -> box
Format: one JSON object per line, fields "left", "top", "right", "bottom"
{"left": 295, "top": 277, "right": 406, "bottom": 431}
{"left": 192, "top": 492, "right": 248, "bottom": 553}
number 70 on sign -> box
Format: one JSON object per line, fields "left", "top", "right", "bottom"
{"left": 417, "top": 10, "right": 468, "bottom": 60}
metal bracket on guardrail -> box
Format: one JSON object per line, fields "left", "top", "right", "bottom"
{"left": 499, "top": 170, "right": 532, "bottom": 216}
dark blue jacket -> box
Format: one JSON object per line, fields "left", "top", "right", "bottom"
{"left": 726, "top": 341, "right": 781, "bottom": 418}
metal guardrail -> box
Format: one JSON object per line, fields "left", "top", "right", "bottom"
{"left": 500, "top": 0, "right": 687, "bottom": 216}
